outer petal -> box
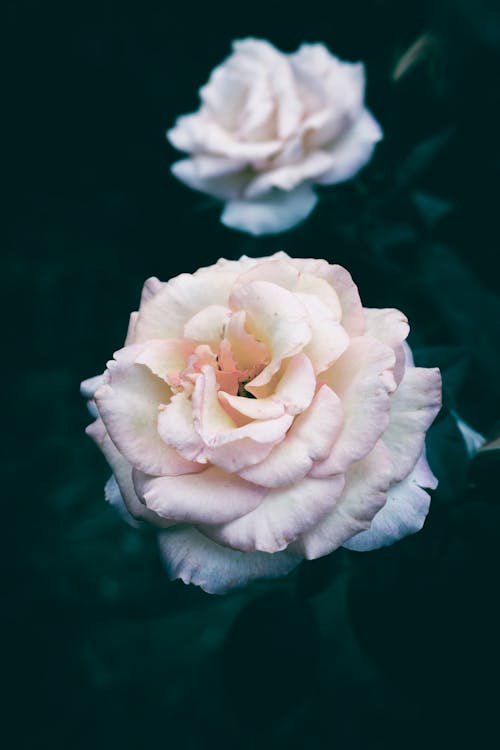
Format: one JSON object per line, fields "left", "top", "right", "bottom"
{"left": 290, "top": 44, "right": 365, "bottom": 144}
{"left": 292, "top": 439, "right": 394, "bottom": 559}
{"left": 316, "top": 109, "right": 383, "bottom": 186}
{"left": 343, "top": 450, "right": 437, "bottom": 551}
{"left": 80, "top": 374, "right": 105, "bottom": 399}
{"left": 240, "top": 385, "right": 343, "bottom": 488}
{"left": 382, "top": 366, "right": 442, "bottom": 484}
{"left": 94, "top": 361, "right": 202, "bottom": 476}
{"left": 134, "top": 466, "right": 266, "bottom": 524}
{"left": 202, "top": 474, "right": 345, "bottom": 553}
{"left": 158, "top": 526, "right": 301, "bottom": 595}
{"left": 133, "top": 264, "right": 240, "bottom": 342}
{"left": 363, "top": 307, "right": 409, "bottom": 384}
{"left": 171, "top": 156, "right": 250, "bottom": 201}
{"left": 244, "top": 151, "right": 335, "bottom": 199}
{"left": 86, "top": 418, "right": 173, "bottom": 527}
{"left": 80, "top": 373, "right": 105, "bottom": 416}
{"left": 311, "top": 337, "right": 396, "bottom": 477}
{"left": 104, "top": 475, "right": 142, "bottom": 529}
{"left": 221, "top": 184, "right": 318, "bottom": 236}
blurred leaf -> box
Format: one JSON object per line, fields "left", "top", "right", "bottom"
{"left": 367, "top": 222, "right": 417, "bottom": 253}
{"left": 426, "top": 408, "right": 470, "bottom": 505}
{"left": 419, "top": 243, "right": 500, "bottom": 389}
{"left": 411, "top": 190, "right": 454, "bottom": 228}
{"left": 392, "top": 32, "right": 439, "bottom": 82}
{"left": 396, "top": 128, "right": 455, "bottom": 188}
{"left": 465, "top": 421, "right": 500, "bottom": 504}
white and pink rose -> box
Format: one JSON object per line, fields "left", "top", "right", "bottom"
{"left": 82, "top": 253, "right": 441, "bottom": 594}
{"left": 167, "top": 39, "right": 382, "bottom": 235}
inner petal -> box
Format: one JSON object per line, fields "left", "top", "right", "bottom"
{"left": 229, "top": 280, "right": 311, "bottom": 387}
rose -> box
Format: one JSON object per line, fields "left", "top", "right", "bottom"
{"left": 82, "top": 253, "right": 441, "bottom": 594}
{"left": 167, "top": 39, "right": 382, "bottom": 236}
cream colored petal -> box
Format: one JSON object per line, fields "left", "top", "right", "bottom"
{"left": 221, "top": 185, "right": 318, "bottom": 236}
{"left": 344, "top": 450, "right": 436, "bottom": 551}
{"left": 293, "top": 439, "right": 394, "bottom": 558}
{"left": 201, "top": 473, "right": 345, "bottom": 554}
{"left": 311, "top": 337, "right": 396, "bottom": 477}
{"left": 220, "top": 353, "right": 316, "bottom": 420}
{"left": 94, "top": 361, "right": 200, "bottom": 477}
{"left": 133, "top": 266, "right": 239, "bottom": 342}
{"left": 364, "top": 308, "right": 409, "bottom": 384}
{"left": 230, "top": 280, "right": 311, "bottom": 386}
{"left": 158, "top": 526, "right": 301, "bottom": 595}
{"left": 134, "top": 465, "right": 266, "bottom": 525}
{"left": 240, "top": 385, "right": 343, "bottom": 488}
{"left": 183, "top": 305, "right": 231, "bottom": 348}
{"left": 85, "top": 418, "right": 173, "bottom": 528}
{"left": 382, "top": 366, "right": 442, "bottom": 484}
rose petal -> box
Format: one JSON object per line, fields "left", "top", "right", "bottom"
{"left": 232, "top": 38, "right": 303, "bottom": 139}
{"left": 232, "top": 256, "right": 343, "bottom": 320}
{"left": 245, "top": 150, "right": 335, "bottom": 199}
{"left": 290, "top": 44, "right": 365, "bottom": 145}
{"left": 316, "top": 109, "right": 383, "bottom": 186}
{"left": 282, "top": 257, "right": 365, "bottom": 335}
{"left": 95, "top": 361, "right": 202, "bottom": 476}
{"left": 311, "top": 337, "right": 396, "bottom": 477}
{"left": 364, "top": 308, "right": 409, "bottom": 384}
{"left": 382, "top": 366, "right": 442, "bottom": 484}
{"left": 158, "top": 526, "right": 301, "bottom": 595}
{"left": 157, "top": 392, "right": 205, "bottom": 462}
{"left": 134, "top": 466, "right": 266, "bottom": 524}
{"left": 240, "top": 385, "right": 343, "bottom": 488}
{"left": 230, "top": 281, "right": 311, "bottom": 386}
{"left": 192, "top": 365, "right": 293, "bottom": 472}
{"left": 86, "top": 418, "right": 172, "bottom": 527}
{"left": 171, "top": 157, "right": 251, "bottom": 201}
{"left": 183, "top": 305, "right": 231, "bottom": 347}
{"left": 221, "top": 184, "right": 318, "bottom": 236}
{"left": 80, "top": 374, "right": 105, "bottom": 399}
{"left": 140, "top": 276, "right": 164, "bottom": 305}
{"left": 104, "top": 475, "right": 142, "bottom": 529}
{"left": 343, "top": 450, "right": 437, "bottom": 551}
{"left": 293, "top": 439, "right": 394, "bottom": 558}
{"left": 223, "top": 309, "right": 270, "bottom": 375}
{"left": 133, "top": 265, "right": 239, "bottom": 342}
{"left": 133, "top": 338, "right": 196, "bottom": 384}
{"left": 296, "top": 293, "right": 349, "bottom": 374}
{"left": 202, "top": 474, "right": 345, "bottom": 553}
{"left": 124, "top": 311, "right": 139, "bottom": 345}
{"left": 168, "top": 113, "right": 282, "bottom": 161}
{"left": 220, "top": 353, "right": 316, "bottom": 420}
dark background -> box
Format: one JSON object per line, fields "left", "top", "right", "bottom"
{"left": 5, "top": 1, "right": 500, "bottom": 747}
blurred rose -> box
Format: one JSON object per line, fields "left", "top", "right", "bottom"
{"left": 167, "top": 39, "right": 382, "bottom": 235}
{"left": 82, "top": 253, "right": 441, "bottom": 594}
